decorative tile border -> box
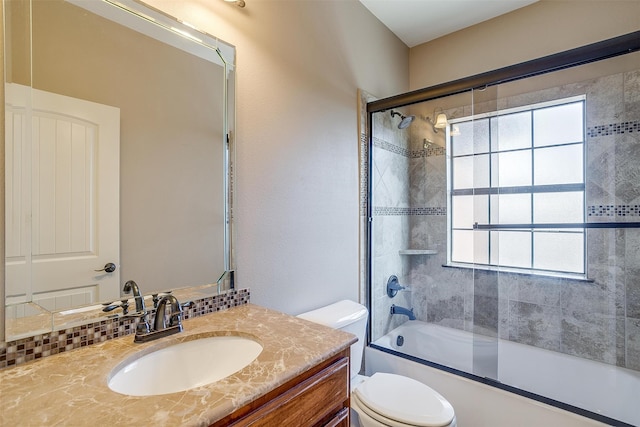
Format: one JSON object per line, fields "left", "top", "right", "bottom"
{"left": 360, "top": 133, "right": 369, "bottom": 215}
{"left": 373, "top": 137, "right": 411, "bottom": 157}
{"left": 374, "top": 205, "right": 640, "bottom": 218}
{"left": 373, "top": 137, "right": 446, "bottom": 158}
{"left": 374, "top": 206, "right": 447, "bottom": 216}
{"left": 587, "top": 120, "right": 639, "bottom": 137}
{"left": 409, "top": 146, "right": 446, "bottom": 158}
{"left": 0, "top": 288, "right": 250, "bottom": 369}
{"left": 588, "top": 205, "right": 640, "bottom": 217}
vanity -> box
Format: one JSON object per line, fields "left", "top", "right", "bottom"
{"left": 0, "top": 304, "right": 356, "bottom": 426}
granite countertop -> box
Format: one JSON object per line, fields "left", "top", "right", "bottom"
{"left": 0, "top": 304, "right": 356, "bottom": 426}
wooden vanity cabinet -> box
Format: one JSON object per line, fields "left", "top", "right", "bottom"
{"left": 211, "top": 348, "right": 351, "bottom": 427}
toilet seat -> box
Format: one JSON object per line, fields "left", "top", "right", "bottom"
{"left": 352, "top": 373, "right": 455, "bottom": 427}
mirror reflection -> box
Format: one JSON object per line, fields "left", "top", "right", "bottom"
{"left": 4, "top": 0, "right": 235, "bottom": 340}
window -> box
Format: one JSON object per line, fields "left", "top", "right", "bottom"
{"left": 448, "top": 96, "right": 585, "bottom": 275}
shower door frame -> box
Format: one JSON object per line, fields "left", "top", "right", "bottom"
{"left": 364, "top": 30, "right": 640, "bottom": 427}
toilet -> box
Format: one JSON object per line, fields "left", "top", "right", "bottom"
{"left": 298, "top": 300, "right": 456, "bottom": 427}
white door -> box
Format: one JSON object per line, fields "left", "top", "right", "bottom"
{"left": 5, "top": 83, "right": 120, "bottom": 309}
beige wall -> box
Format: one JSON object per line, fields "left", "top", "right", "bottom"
{"left": 143, "top": 0, "right": 409, "bottom": 314}
{"left": 409, "top": 0, "right": 640, "bottom": 90}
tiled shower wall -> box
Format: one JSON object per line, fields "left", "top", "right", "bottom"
{"left": 367, "top": 67, "right": 640, "bottom": 371}
{"left": 368, "top": 99, "right": 413, "bottom": 339}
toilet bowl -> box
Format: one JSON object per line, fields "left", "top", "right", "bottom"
{"left": 298, "top": 300, "right": 456, "bottom": 427}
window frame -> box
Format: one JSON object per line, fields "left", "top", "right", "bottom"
{"left": 446, "top": 95, "right": 587, "bottom": 277}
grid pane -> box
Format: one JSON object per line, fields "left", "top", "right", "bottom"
{"left": 451, "top": 118, "right": 489, "bottom": 156}
{"left": 452, "top": 230, "right": 474, "bottom": 263}
{"left": 491, "top": 111, "right": 531, "bottom": 151}
{"left": 452, "top": 230, "right": 488, "bottom": 264}
{"left": 534, "top": 192, "right": 584, "bottom": 223}
{"left": 491, "top": 150, "right": 532, "bottom": 187}
{"left": 453, "top": 154, "right": 490, "bottom": 189}
{"left": 452, "top": 195, "right": 488, "bottom": 228}
{"left": 490, "top": 193, "right": 531, "bottom": 224}
{"left": 453, "top": 156, "right": 474, "bottom": 189}
{"left": 534, "top": 102, "right": 583, "bottom": 147}
{"left": 474, "top": 230, "right": 489, "bottom": 264}
{"left": 452, "top": 195, "right": 473, "bottom": 229}
{"left": 534, "top": 231, "right": 584, "bottom": 273}
{"left": 496, "top": 231, "right": 531, "bottom": 268}
{"left": 534, "top": 144, "right": 583, "bottom": 185}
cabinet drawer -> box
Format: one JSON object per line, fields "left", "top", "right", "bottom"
{"left": 323, "top": 407, "right": 349, "bottom": 427}
{"left": 232, "top": 356, "right": 349, "bottom": 427}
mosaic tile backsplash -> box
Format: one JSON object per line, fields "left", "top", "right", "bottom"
{"left": 0, "top": 288, "right": 250, "bottom": 369}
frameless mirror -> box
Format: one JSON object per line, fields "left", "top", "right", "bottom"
{"left": 4, "top": 0, "right": 235, "bottom": 340}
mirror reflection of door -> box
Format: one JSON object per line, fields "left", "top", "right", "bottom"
{"left": 5, "top": 83, "right": 120, "bottom": 309}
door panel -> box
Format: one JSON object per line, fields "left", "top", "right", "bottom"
{"left": 5, "top": 83, "right": 121, "bottom": 308}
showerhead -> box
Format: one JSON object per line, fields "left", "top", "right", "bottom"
{"left": 390, "top": 110, "right": 415, "bottom": 129}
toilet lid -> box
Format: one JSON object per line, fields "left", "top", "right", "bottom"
{"left": 353, "top": 373, "right": 455, "bottom": 427}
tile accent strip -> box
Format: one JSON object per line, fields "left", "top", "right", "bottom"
{"left": 410, "top": 146, "right": 446, "bottom": 158}
{"left": 374, "top": 206, "right": 447, "bottom": 216}
{"left": 360, "top": 133, "right": 369, "bottom": 215}
{"left": 373, "top": 137, "right": 446, "bottom": 158}
{"left": 375, "top": 205, "right": 640, "bottom": 218}
{"left": 587, "top": 120, "right": 639, "bottom": 137}
{"left": 588, "top": 205, "right": 640, "bottom": 217}
{"left": 0, "top": 288, "right": 250, "bottom": 369}
{"left": 373, "top": 137, "right": 411, "bottom": 157}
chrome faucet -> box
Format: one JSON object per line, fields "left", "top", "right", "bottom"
{"left": 133, "top": 294, "right": 184, "bottom": 343}
{"left": 390, "top": 304, "right": 416, "bottom": 321}
{"left": 123, "top": 280, "right": 151, "bottom": 335}
{"left": 123, "top": 280, "right": 146, "bottom": 313}
{"left": 154, "top": 295, "right": 183, "bottom": 331}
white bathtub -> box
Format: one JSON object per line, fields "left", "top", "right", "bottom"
{"left": 370, "top": 321, "right": 639, "bottom": 426}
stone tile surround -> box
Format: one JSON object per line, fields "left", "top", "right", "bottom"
{"left": 0, "top": 288, "right": 250, "bottom": 369}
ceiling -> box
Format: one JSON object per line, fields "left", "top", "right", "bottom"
{"left": 359, "top": 0, "right": 539, "bottom": 48}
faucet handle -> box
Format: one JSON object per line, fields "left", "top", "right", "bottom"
{"left": 169, "top": 302, "right": 184, "bottom": 327}
{"left": 153, "top": 294, "right": 183, "bottom": 331}
{"left": 152, "top": 291, "right": 173, "bottom": 308}
{"left": 136, "top": 315, "right": 151, "bottom": 335}
{"left": 387, "top": 275, "right": 407, "bottom": 298}
{"left": 168, "top": 313, "right": 182, "bottom": 327}
{"left": 101, "top": 299, "right": 130, "bottom": 315}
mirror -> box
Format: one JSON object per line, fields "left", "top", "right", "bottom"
{"left": 4, "top": 0, "right": 235, "bottom": 340}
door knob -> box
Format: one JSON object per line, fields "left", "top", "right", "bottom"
{"left": 95, "top": 262, "right": 117, "bottom": 273}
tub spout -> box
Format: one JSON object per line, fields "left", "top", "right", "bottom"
{"left": 390, "top": 304, "right": 416, "bottom": 320}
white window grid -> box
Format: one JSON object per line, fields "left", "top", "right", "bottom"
{"left": 446, "top": 96, "right": 587, "bottom": 275}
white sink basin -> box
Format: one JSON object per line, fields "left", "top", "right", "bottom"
{"left": 108, "top": 335, "right": 263, "bottom": 396}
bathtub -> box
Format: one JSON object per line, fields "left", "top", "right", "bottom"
{"left": 369, "top": 321, "right": 639, "bottom": 426}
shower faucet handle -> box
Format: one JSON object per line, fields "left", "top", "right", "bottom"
{"left": 387, "top": 275, "right": 408, "bottom": 298}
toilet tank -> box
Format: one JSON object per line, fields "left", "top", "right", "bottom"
{"left": 297, "top": 300, "right": 368, "bottom": 380}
